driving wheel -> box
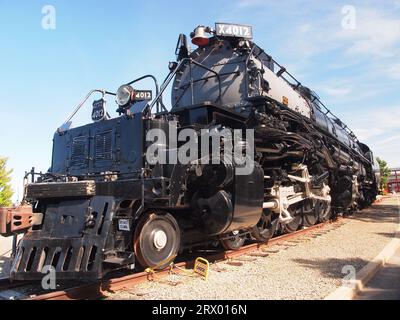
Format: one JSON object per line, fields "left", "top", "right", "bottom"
{"left": 220, "top": 233, "right": 246, "bottom": 250}
{"left": 251, "top": 211, "right": 279, "bottom": 242}
{"left": 303, "top": 199, "right": 318, "bottom": 227}
{"left": 317, "top": 200, "right": 332, "bottom": 222}
{"left": 282, "top": 205, "right": 302, "bottom": 233}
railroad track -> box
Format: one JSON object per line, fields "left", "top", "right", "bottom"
{"left": 0, "top": 278, "right": 13, "bottom": 291}
{"left": 0, "top": 218, "right": 345, "bottom": 300}
{"left": 0, "top": 277, "right": 34, "bottom": 291}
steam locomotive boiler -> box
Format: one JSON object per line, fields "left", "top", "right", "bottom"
{"left": 1, "top": 23, "right": 379, "bottom": 281}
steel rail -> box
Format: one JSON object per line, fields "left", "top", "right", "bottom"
{"left": 0, "top": 278, "right": 34, "bottom": 292}
{"left": 0, "top": 278, "right": 12, "bottom": 291}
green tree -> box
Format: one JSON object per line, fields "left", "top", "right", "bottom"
{"left": 0, "top": 157, "right": 13, "bottom": 207}
{"left": 376, "top": 157, "right": 391, "bottom": 194}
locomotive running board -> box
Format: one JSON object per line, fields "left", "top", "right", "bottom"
{"left": 25, "top": 181, "right": 96, "bottom": 199}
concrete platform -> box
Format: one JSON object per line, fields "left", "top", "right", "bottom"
{"left": 355, "top": 247, "right": 400, "bottom": 300}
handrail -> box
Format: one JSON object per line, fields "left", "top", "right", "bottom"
{"left": 58, "top": 89, "right": 115, "bottom": 133}
{"left": 190, "top": 59, "right": 222, "bottom": 104}
{"left": 150, "top": 57, "right": 224, "bottom": 113}
{"left": 58, "top": 73, "right": 165, "bottom": 132}
{"left": 126, "top": 74, "right": 164, "bottom": 112}
{"left": 245, "top": 44, "right": 259, "bottom": 99}
{"left": 149, "top": 58, "right": 189, "bottom": 112}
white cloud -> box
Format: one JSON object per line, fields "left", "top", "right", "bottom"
{"left": 236, "top": 0, "right": 267, "bottom": 8}
{"left": 350, "top": 106, "right": 400, "bottom": 133}
{"left": 318, "top": 86, "right": 353, "bottom": 97}
{"left": 312, "top": 74, "right": 390, "bottom": 105}
{"left": 346, "top": 106, "right": 400, "bottom": 167}
{"left": 353, "top": 128, "right": 387, "bottom": 141}
{"left": 384, "top": 63, "right": 400, "bottom": 80}
{"left": 275, "top": 4, "right": 400, "bottom": 71}
{"left": 272, "top": 5, "right": 400, "bottom": 107}
{"left": 298, "top": 23, "right": 312, "bottom": 33}
{"left": 378, "top": 134, "right": 400, "bottom": 146}
{"left": 337, "top": 9, "right": 400, "bottom": 59}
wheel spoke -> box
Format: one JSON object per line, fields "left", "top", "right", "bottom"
{"left": 283, "top": 206, "right": 302, "bottom": 233}
{"left": 303, "top": 199, "right": 318, "bottom": 227}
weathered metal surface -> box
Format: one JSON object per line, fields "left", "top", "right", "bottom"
{"left": 26, "top": 181, "right": 96, "bottom": 199}
{"left": 51, "top": 101, "right": 148, "bottom": 177}
{"left": 0, "top": 206, "right": 33, "bottom": 237}
{"left": 10, "top": 196, "right": 127, "bottom": 281}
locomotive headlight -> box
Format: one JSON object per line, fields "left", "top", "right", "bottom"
{"left": 116, "top": 85, "right": 135, "bottom": 107}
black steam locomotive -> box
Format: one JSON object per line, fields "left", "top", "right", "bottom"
{"left": 3, "top": 23, "right": 379, "bottom": 280}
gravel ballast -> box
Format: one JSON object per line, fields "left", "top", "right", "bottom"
{"left": 107, "top": 196, "right": 400, "bottom": 300}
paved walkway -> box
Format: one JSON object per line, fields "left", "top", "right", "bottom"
{"left": 355, "top": 246, "right": 400, "bottom": 300}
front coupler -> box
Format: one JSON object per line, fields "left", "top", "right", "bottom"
{"left": 0, "top": 206, "right": 33, "bottom": 237}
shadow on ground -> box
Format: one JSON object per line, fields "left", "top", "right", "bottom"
{"left": 292, "top": 257, "right": 370, "bottom": 280}
{"left": 350, "top": 205, "right": 399, "bottom": 224}
{"left": 374, "top": 232, "right": 399, "bottom": 239}
{"left": 292, "top": 204, "right": 400, "bottom": 281}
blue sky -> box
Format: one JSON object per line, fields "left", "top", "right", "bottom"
{"left": 1, "top": 0, "right": 399, "bottom": 202}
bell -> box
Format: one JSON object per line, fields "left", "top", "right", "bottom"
{"left": 191, "top": 26, "right": 209, "bottom": 47}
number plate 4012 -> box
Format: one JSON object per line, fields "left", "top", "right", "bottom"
{"left": 215, "top": 23, "right": 253, "bottom": 39}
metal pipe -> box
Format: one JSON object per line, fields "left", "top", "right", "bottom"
{"left": 245, "top": 44, "right": 257, "bottom": 99}
{"left": 256, "top": 146, "right": 283, "bottom": 153}
{"left": 11, "top": 234, "right": 17, "bottom": 258}
{"left": 263, "top": 151, "right": 304, "bottom": 161}
{"left": 60, "top": 89, "right": 115, "bottom": 129}
{"left": 263, "top": 201, "right": 277, "bottom": 209}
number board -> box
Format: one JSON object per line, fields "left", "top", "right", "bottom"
{"left": 118, "top": 219, "right": 130, "bottom": 231}
{"left": 91, "top": 99, "right": 106, "bottom": 122}
{"left": 134, "top": 90, "right": 152, "bottom": 101}
{"left": 215, "top": 23, "right": 253, "bottom": 39}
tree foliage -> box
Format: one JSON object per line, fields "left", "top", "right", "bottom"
{"left": 0, "top": 157, "right": 13, "bottom": 207}
{"left": 376, "top": 157, "right": 391, "bottom": 194}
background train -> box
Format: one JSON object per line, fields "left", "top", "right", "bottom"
{"left": 1, "top": 23, "right": 379, "bottom": 280}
